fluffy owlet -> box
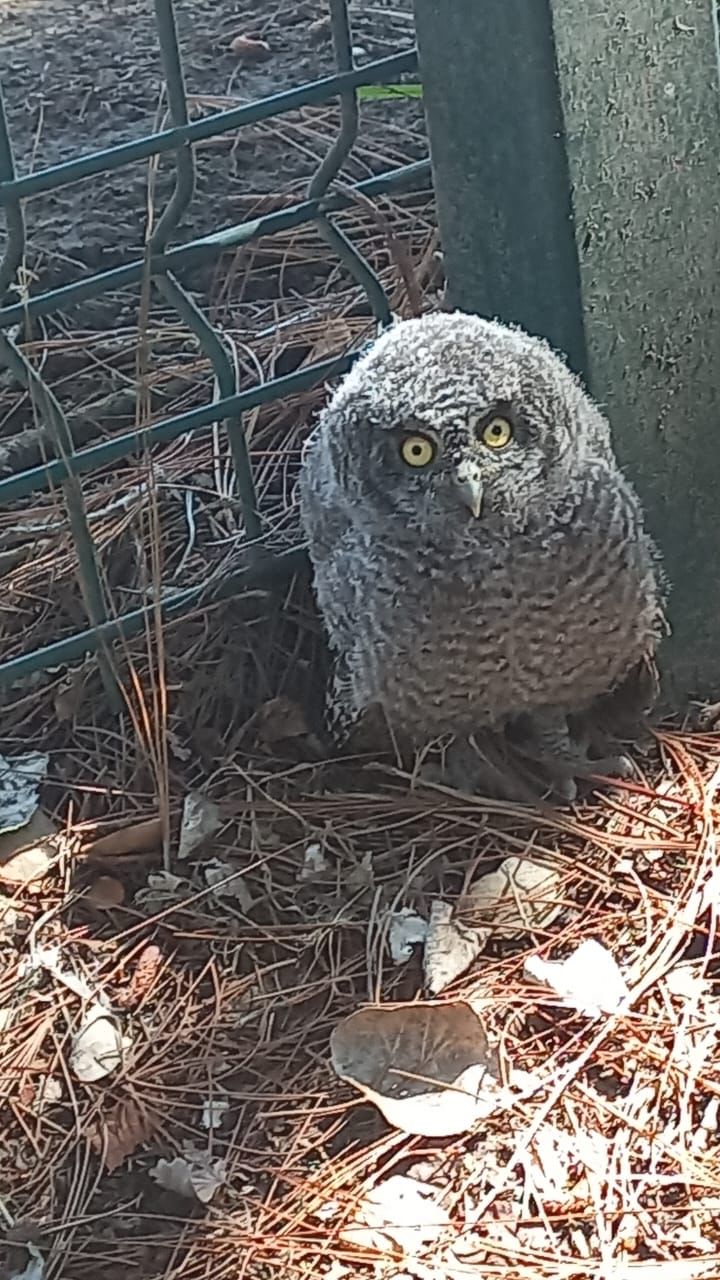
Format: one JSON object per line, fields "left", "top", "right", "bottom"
{"left": 298, "top": 312, "right": 666, "bottom": 800}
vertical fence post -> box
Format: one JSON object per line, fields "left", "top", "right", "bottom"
{"left": 414, "top": 0, "right": 720, "bottom": 699}
{"left": 551, "top": 0, "right": 720, "bottom": 699}
{"left": 412, "top": 0, "right": 587, "bottom": 379}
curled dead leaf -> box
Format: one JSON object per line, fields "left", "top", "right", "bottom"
{"left": 69, "top": 1002, "right": 123, "bottom": 1082}
{"left": 54, "top": 666, "right": 90, "bottom": 723}
{"left": 115, "top": 944, "right": 163, "bottom": 1009}
{"left": 423, "top": 900, "right": 483, "bottom": 994}
{"left": 389, "top": 908, "right": 428, "bottom": 963}
{"left": 178, "top": 792, "right": 220, "bottom": 861}
{"left": 524, "top": 939, "right": 629, "bottom": 1018}
{"left": 229, "top": 33, "right": 272, "bottom": 60}
{"left": 204, "top": 859, "right": 252, "bottom": 909}
{"left": 84, "top": 818, "right": 162, "bottom": 860}
{"left": 331, "top": 1002, "right": 502, "bottom": 1136}
{"left": 90, "top": 1095, "right": 158, "bottom": 1172}
{"left": 0, "top": 841, "right": 53, "bottom": 888}
{"left": 150, "top": 1149, "right": 226, "bottom": 1203}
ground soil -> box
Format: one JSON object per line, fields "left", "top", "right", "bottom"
{"left": 0, "top": 0, "right": 432, "bottom": 677}
{"left": 0, "top": 0, "right": 424, "bottom": 316}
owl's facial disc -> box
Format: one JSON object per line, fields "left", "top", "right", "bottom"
{"left": 453, "top": 457, "right": 483, "bottom": 519}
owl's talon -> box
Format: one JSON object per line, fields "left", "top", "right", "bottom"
{"left": 537, "top": 749, "right": 634, "bottom": 801}
{"left": 417, "top": 737, "right": 544, "bottom": 804}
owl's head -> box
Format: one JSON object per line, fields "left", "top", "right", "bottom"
{"left": 319, "top": 311, "right": 613, "bottom": 532}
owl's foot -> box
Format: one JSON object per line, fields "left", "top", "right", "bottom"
{"left": 519, "top": 711, "right": 634, "bottom": 802}
{"left": 416, "top": 736, "right": 541, "bottom": 804}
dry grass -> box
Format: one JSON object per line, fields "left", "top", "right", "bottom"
{"left": 1, "top": 112, "right": 720, "bottom": 1280}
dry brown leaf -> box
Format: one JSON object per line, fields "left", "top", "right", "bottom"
{"left": 340, "top": 1174, "right": 450, "bottom": 1255}
{"left": 0, "top": 808, "right": 56, "bottom": 886}
{"left": 458, "top": 855, "right": 562, "bottom": 935}
{"left": 423, "top": 900, "right": 483, "bottom": 993}
{"left": 257, "top": 696, "right": 309, "bottom": 744}
{"left": 331, "top": 1002, "right": 502, "bottom": 1136}
{"left": 229, "top": 33, "right": 271, "bottom": 60}
{"left": 0, "top": 842, "right": 52, "bottom": 887}
{"left": 115, "top": 944, "right": 163, "bottom": 1009}
{"left": 70, "top": 1002, "right": 123, "bottom": 1082}
{"left": 83, "top": 818, "right": 162, "bottom": 860}
{"left": 178, "top": 792, "right": 220, "bottom": 860}
{"left": 150, "top": 1148, "right": 226, "bottom": 1203}
{"left": 90, "top": 1095, "right": 158, "bottom": 1172}
{"left": 54, "top": 666, "right": 90, "bottom": 723}
{"left": 86, "top": 876, "right": 125, "bottom": 908}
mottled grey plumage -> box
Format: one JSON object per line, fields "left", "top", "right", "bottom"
{"left": 298, "top": 311, "right": 666, "bottom": 799}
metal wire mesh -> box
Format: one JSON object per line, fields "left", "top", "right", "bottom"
{"left": 0, "top": 0, "right": 427, "bottom": 694}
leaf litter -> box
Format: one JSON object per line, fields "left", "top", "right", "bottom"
{"left": 330, "top": 1002, "right": 505, "bottom": 1136}
{"left": 177, "top": 791, "right": 222, "bottom": 861}
{"left": 90, "top": 1096, "right": 159, "bottom": 1172}
{"left": 0, "top": 751, "right": 48, "bottom": 834}
{"left": 524, "top": 938, "right": 630, "bottom": 1018}
{"left": 0, "top": 78, "right": 718, "bottom": 1274}
{"left": 150, "top": 1148, "right": 227, "bottom": 1204}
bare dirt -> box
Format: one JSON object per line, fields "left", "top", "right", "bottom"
{"left": 0, "top": 0, "right": 424, "bottom": 313}
{"left": 0, "top": 0, "right": 432, "bottom": 683}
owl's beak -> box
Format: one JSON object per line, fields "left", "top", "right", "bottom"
{"left": 453, "top": 461, "right": 483, "bottom": 519}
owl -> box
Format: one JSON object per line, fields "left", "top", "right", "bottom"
{"left": 298, "top": 311, "right": 666, "bottom": 800}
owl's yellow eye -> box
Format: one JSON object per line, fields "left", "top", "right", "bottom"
{"left": 400, "top": 435, "right": 436, "bottom": 468}
{"left": 480, "top": 416, "right": 513, "bottom": 449}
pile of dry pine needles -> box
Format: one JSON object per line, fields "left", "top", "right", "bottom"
{"left": 1, "top": 139, "right": 720, "bottom": 1280}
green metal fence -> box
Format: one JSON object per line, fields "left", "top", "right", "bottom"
{"left": 0, "top": 0, "right": 428, "bottom": 699}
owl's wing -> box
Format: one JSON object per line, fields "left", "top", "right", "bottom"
{"left": 298, "top": 429, "right": 352, "bottom": 554}
{"left": 299, "top": 430, "right": 366, "bottom": 746}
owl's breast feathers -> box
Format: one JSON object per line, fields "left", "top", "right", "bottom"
{"left": 310, "top": 474, "right": 663, "bottom": 745}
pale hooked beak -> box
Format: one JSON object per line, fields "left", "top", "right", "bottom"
{"left": 453, "top": 459, "right": 483, "bottom": 519}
